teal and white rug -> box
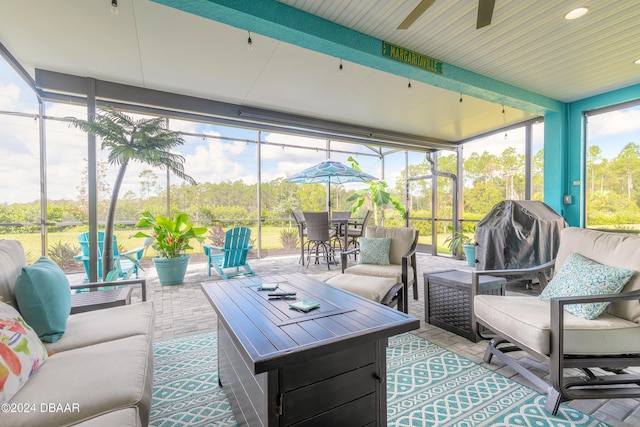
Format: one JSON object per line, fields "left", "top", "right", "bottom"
{"left": 151, "top": 331, "right": 608, "bottom": 427}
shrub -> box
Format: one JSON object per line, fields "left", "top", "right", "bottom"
{"left": 48, "top": 241, "right": 80, "bottom": 269}
{"left": 207, "top": 225, "right": 226, "bottom": 247}
{"left": 279, "top": 228, "right": 299, "bottom": 250}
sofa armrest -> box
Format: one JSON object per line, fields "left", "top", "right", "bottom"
{"left": 70, "top": 278, "right": 147, "bottom": 302}
{"left": 341, "top": 248, "right": 360, "bottom": 272}
{"left": 472, "top": 259, "right": 556, "bottom": 290}
{"left": 402, "top": 230, "right": 420, "bottom": 301}
{"left": 400, "top": 241, "right": 418, "bottom": 281}
{"left": 548, "top": 289, "right": 640, "bottom": 395}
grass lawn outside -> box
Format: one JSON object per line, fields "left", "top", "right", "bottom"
{"left": 4, "top": 226, "right": 455, "bottom": 270}
{"left": 4, "top": 225, "right": 302, "bottom": 265}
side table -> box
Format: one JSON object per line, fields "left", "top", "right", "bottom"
{"left": 71, "top": 287, "right": 132, "bottom": 314}
{"left": 424, "top": 269, "right": 505, "bottom": 342}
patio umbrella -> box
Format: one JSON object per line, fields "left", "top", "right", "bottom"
{"left": 285, "top": 160, "right": 378, "bottom": 211}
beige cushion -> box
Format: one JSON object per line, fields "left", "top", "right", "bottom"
{"left": 475, "top": 295, "right": 640, "bottom": 356}
{"left": 73, "top": 408, "right": 141, "bottom": 427}
{"left": 7, "top": 335, "right": 153, "bottom": 427}
{"left": 555, "top": 228, "right": 640, "bottom": 322}
{"left": 0, "top": 240, "right": 26, "bottom": 308}
{"left": 326, "top": 273, "right": 398, "bottom": 303}
{"left": 45, "top": 302, "right": 154, "bottom": 354}
{"left": 364, "top": 226, "right": 415, "bottom": 265}
{"left": 344, "top": 263, "right": 413, "bottom": 284}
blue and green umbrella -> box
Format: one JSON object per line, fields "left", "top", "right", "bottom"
{"left": 285, "top": 160, "right": 378, "bottom": 211}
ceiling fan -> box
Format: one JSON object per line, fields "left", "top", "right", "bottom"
{"left": 397, "top": 0, "right": 495, "bottom": 30}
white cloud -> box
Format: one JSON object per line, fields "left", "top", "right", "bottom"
{"left": 0, "top": 83, "right": 21, "bottom": 111}
{"left": 588, "top": 108, "right": 640, "bottom": 138}
{"left": 182, "top": 142, "right": 253, "bottom": 184}
{"left": 463, "top": 127, "right": 527, "bottom": 158}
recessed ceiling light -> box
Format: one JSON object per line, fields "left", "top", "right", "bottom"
{"left": 635, "top": 59, "right": 640, "bottom": 65}
{"left": 564, "top": 7, "right": 590, "bottom": 20}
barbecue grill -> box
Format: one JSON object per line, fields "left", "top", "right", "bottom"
{"left": 475, "top": 200, "right": 566, "bottom": 273}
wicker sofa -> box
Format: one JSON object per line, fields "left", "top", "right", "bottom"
{"left": 0, "top": 240, "right": 155, "bottom": 427}
{"left": 473, "top": 227, "right": 640, "bottom": 414}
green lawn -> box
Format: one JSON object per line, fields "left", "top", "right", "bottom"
{"left": 4, "top": 225, "right": 297, "bottom": 264}
{"left": 5, "top": 226, "right": 455, "bottom": 266}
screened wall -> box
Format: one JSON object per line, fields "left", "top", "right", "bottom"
{"left": 0, "top": 55, "right": 545, "bottom": 271}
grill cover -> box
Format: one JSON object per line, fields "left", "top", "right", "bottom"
{"left": 475, "top": 200, "right": 566, "bottom": 272}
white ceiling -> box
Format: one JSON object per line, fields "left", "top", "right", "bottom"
{"left": 1, "top": 0, "right": 639, "bottom": 147}
{"left": 280, "top": 0, "right": 640, "bottom": 102}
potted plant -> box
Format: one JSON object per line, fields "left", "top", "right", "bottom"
{"left": 345, "top": 156, "right": 406, "bottom": 222}
{"left": 134, "top": 211, "right": 207, "bottom": 285}
{"left": 443, "top": 225, "right": 477, "bottom": 267}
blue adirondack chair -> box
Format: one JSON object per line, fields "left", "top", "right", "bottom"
{"left": 203, "top": 226, "right": 255, "bottom": 279}
{"left": 74, "top": 232, "right": 148, "bottom": 281}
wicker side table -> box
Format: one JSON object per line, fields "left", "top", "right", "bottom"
{"left": 424, "top": 269, "right": 506, "bottom": 342}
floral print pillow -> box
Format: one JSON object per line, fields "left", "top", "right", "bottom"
{"left": 0, "top": 302, "right": 48, "bottom": 403}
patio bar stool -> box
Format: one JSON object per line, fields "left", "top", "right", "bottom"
{"left": 330, "top": 211, "right": 351, "bottom": 252}
{"left": 303, "top": 211, "right": 336, "bottom": 269}
{"left": 292, "top": 210, "right": 307, "bottom": 266}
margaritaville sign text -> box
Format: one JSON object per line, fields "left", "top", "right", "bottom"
{"left": 382, "top": 41, "right": 443, "bottom": 74}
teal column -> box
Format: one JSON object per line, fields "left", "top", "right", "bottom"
{"left": 564, "top": 103, "right": 585, "bottom": 226}
{"left": 543, "top": 108, "right": 571, "bottom": 222}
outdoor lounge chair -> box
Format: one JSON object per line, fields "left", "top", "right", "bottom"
{"left": 473, "top": 227, "right": 640, "bottom": 414}
{"left": 74, "top": 231, "right": 148, "bottom": 281}
{"left": 341, "top": 226, "right": 419, "bottom": 312}
{"left": 204, "top": 226, "right": 255, "bottom": 279}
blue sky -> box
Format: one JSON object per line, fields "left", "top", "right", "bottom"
{"left": 1, "top": 56, "right": 638, "bottom": 204}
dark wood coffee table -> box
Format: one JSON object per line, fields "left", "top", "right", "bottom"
{"left": 201, "top": 273, "right": 419, "bottom": 427}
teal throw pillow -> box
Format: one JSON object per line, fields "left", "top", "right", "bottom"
{"left": 539, "top": 252, "right": 635, "bottom": 320}
{"left": 358, "top": 237, "right": 391, "bottom": 266}
{"left": 14, "top": 257, "right": 71, "bottom": 342}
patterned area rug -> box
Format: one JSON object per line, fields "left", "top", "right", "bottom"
{"left": 151, "top": 331, "right": 608, "bottom": 427}
{"left": 151, "top": 332, "right": 235, "bottom": 426}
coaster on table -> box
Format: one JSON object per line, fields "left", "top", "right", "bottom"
{"left": 289, "top": 300, "right": 320, "bottom": 313}
{"left": 257, "top": 283, "right": 279, "bottom": 291}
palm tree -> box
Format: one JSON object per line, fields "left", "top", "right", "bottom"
{"left": 71, "top": 107, "right": 196, "bottom": 279}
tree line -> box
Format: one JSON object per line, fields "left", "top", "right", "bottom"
{"left": 1, "top": 143, "right": 638, "bottom": 234}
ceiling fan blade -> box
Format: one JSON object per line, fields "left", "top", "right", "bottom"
{"left": 476, "top": 0, "right": 495, "bottom": 29}
{"left": 397, "top": 0, "right": 437, "bottom": 30}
